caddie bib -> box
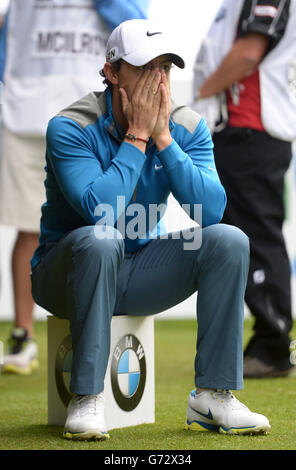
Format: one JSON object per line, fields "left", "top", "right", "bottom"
{"left": 3, "top": 0, "right": 109, "bottom": 134}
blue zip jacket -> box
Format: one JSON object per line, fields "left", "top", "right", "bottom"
{"left": 31, "top": 88, "right": 226, "bottom": 269}
{"left": 0, "top": 13, "right": 8, "bottom": 83}
{"left": 95, "top": 0, "right": 148, "bottom": 31}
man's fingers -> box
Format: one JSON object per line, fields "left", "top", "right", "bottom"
{"left": 149, "top": 70, "right": 162, "bottom": 97}
{"left": 134, "top": 68, "right": 161, "bottom": 103}
{"left": 132, "top": 68, "right": 151, "bottom": 101}
{"left": 119, "top": 87, "right": 129, "bottom": 112}
{"left": 159, "top": 82, "right": 168, "bottom": 108}
{"left": 159, "top": 71, "right": 171, "bottom": 113}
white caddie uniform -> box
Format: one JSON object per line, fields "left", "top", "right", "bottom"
{"left": 192, "top": 0, "right": 296, "bottom": 141}
{"left": 0, "top": 0, "right": 109, "bottom": 232}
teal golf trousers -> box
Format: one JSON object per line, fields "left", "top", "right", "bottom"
{"left": 31, "top": 223, "right": 249, "bottom": 394}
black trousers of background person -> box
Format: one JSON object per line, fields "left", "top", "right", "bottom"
{"left": 213, "top": 126, "right": 293, "bottom": 371}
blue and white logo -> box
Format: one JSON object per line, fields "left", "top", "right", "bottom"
{"left": 117, "top": 348, "right": 141, "bottom": 398}
{"left": 111, "top": 334, "right": 146, "bottom": 411}
{"left": 55, "top": 335, "right": 73, "bottom": 407}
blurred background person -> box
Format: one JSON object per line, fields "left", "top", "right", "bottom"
{"left": 192, "top": 0, "right": 296, "bottom": 378}
{"left": 0, "top": 0, "right": 10, "bottom": 296}
{"left": 0, "top": 0, "right": 148, "bottom": 375}
{"left": 0, "top": 1, "right": 9, "bottom": 81}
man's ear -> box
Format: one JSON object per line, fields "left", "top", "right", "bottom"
{"left": 103, "top": 62, "right": 119, "bottom": 85}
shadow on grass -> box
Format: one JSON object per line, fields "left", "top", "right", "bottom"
{"left": 0, "top": 424, "right": 66, "bottom": 450}
{"left": 1, "top": 422, "right": 273, "bottom": 451}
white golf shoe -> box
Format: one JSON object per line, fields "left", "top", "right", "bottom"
{"left": 185, "top": 389, "right": 271, "bottom": 435}
{"left": 1, "top": 328, "right": 39, "bottom": 375}
{"left": 63, "top": 392, "right": 110, "bottom": 441}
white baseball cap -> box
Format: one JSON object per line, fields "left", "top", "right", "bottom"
{"left": 102, "top": 19, "right": 185, "bottom": 73}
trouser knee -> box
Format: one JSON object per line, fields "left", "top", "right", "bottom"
{"left": 73, "top": 225, "right": 125, "bottom": 266}
{"left": 220, "top": 224, "right": 249, "bottom": 260}
{"left": 202, "top": 223, "right": 249, "bottom": 266}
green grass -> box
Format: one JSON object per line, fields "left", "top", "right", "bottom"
{"left": 0, "top": 318, "right": 295, "bottom": 451}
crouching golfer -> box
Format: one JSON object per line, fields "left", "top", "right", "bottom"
{"left": 31, "top": 19, "right": 270, "bottom": 440}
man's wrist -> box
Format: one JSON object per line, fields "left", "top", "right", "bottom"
{"left": 124, "top": 133, "right": 149, "bottom": 144}
{"left": 153, "top": 133, "right": 173, "bottom": 152}
{"left": 123, "top": 129, "right": 150, "bottom": 152}
{"left": 125, "top": 129, "right": 149, "bottom": 142}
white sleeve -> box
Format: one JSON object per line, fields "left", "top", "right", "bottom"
{"left": 0, "top": 0, "right": 10, "bottom": 17}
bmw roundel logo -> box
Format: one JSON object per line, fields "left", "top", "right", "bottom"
{"left": 55, "top": 334, "right": 73, "bottom": 407}
{"left": 111, "top": 334, "right": 146, "bottom": 411}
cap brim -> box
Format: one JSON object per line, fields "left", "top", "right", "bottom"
{"left": 123, "top": 48, "right": 185, "bottom": 69}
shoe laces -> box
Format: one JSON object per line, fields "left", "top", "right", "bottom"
{"left": 74, "top": 394, "right": 102, "bottom": 418}
{"left": 212, "top": 390, "right": 249, "bottom": 412}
